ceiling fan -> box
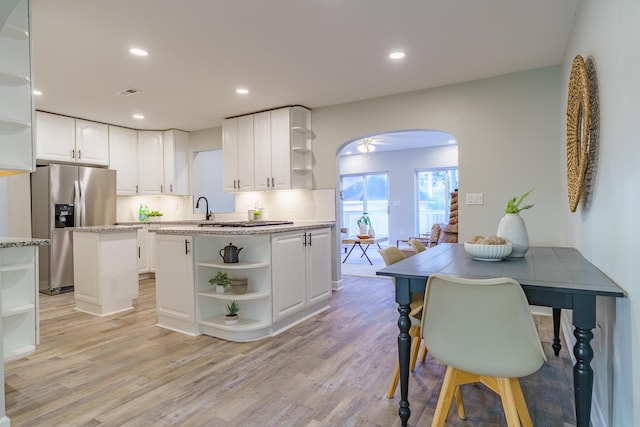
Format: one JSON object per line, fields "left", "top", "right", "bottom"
{"left": 356, "top": 137, "right": 389, "bottom": 153}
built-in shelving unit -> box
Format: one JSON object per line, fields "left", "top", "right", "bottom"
{"left": 195, "top": 235, "right": 272, "bottom": 341}
{"left": 0, "top": 245, "right": 38, "bottom": 362}
{"left": 0, "top": 0, "right": 34, "bottom": 173}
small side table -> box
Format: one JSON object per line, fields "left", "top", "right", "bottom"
{"left": 341, "top": 236, "right": 389, "bottom": 265}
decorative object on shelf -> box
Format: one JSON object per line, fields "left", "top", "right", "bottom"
{"left": 566, "top": 54, "right": 591, "bottom": 212}
{"left": 496, "top": 190, "right": 534, "bottom": 258}
{"left": 147, "top": 210, "right": 163, "bottom": 220}
{"left": 230, "top": 277, "right": 248, "bottom": 294}
{"left": 442, "top": 189, "right": 459, "bottom": 243}
{"left": 209, "top": 271, "right": 231, "bottom": 294}
{"left": 225, "top": 301, "right": 239, "bottom": 324}
{"left": 219, "top": 242, "right": 243, "bottom": 263}
{"left": 356, "top": 212, "right": 371, "bottom": 236}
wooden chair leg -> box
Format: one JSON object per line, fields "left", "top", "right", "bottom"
{"left": 431, "top": 366, "right": 458, "bottom": 427}
{"left": 510, "top": 377, "right": 533, "bottom": 427}
{"left": 409, "top": 336, "right": 421, "bottom": 371}
{"left": 497, "top": 377, "right": 521, "bottom": 427}
{"left": 454, "top": 386, "right": 466, "bottom": 420}
{"left": 385, "top": 363, "right": 400, "bottom": 398}
{"left": 419, "top": 340, "right": 428, "bottom": 362}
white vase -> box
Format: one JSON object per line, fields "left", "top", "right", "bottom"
{"left": 215, "top": 285, "right": 225, "bottom": 294}
{"left": 359, "top": 224, "right": 368, "bottom": 235}
{"left": 368, "top": 226, "right": 375, "bottom": 238}
{"left": 496, "top": 213, "right": 529, "bottom": 257}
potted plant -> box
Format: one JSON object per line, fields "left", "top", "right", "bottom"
{"left": 147, "top": 210, "right": 163, "bottom": 220}
{"left": 225, "top": 301, "right": 239, "bottom": 324}
{"left": 209, "top": 271, "right": 231, "bottom": 294}
{"left": 497, "top": 189, "right": 534, "bottom": 257}
{"left": 356, "top": 212, "right": 371, "bottom": 236}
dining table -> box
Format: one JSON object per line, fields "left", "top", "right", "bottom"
{"left": 376, "top": 243, "right": 626, "bottom": 427}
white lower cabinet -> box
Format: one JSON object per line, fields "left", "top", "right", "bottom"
{"left": 137, "top": 227, "right": 148, "bottom": 273}
{"left": 155, "top": 234, "right": 196, "bottom": 334}
{"left": 272, "top": 227, "right": 331, "bottom": 321}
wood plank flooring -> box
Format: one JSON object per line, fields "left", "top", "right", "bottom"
{"left": 5, "top": 276, "right": 576, "bottom": 426}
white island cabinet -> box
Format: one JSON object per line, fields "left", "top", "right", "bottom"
{"left": 272, "top": 227, "right": 331, "bottom": 321}
{"left": 73, "top": 226, "right": 140, "bottom": 316}
{"left": 155, "top": 234, "right": 196, "bottom": 334}
{"left": 153, "top": 223, "right": 333, "bottom": 342}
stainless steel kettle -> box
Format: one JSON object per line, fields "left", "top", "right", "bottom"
{"left": 219, "top": 243, "right": 243, "bottom": 263}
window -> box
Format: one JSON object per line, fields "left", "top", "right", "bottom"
{"left": 341, "top": 172, "right": 389, "bottom": 237}
{"left": 192, "top": 150, "right": 235, "bottom": 213}
{"left": 416, "top": 168, "right": 458, "bottom": 235}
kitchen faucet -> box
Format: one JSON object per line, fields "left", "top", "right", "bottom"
{"left": 195, "top": 196, "right": 212, "bottom": 220}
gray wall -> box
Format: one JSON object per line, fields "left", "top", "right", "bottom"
{"left": 562, "top": 1, "right": 639, "bottom": 425}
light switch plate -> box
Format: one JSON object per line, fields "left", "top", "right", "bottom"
{"left": 466, "top": 193, "right": 484, "bottom": 205}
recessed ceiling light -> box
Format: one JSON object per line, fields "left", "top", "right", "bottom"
{"left": 236, "top": 88, "right": 249, "bottom": 95}
{"left": 133, "top": 114, "right": 144, "bottom": 120}
{"left": 129, "top": 48, "right": 148, "bottom": 57}
{"left": 389, "top": 51, "right": 405, "bottom": 60}
{"left": 32, "top": 89, "right": 42, "bottom": 96}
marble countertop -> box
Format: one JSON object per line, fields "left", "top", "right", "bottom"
{"left": 0, "top": 237, "right": 50, "bottom": 248}
{"left": 73, "top": 225, "right": 143, "bottom": 233}
{"left": 151, "top": 221, "right": 336, "bottom": 236}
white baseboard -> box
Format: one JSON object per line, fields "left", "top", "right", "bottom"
{"left": 560, "top": 311, "right": 607, "bottom": 427}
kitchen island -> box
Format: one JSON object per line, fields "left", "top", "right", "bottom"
{"left": 73, "top": 225, "right": 142, "bottom": 316}
{"left": 152, "top": 221, "right": 335, "bottom": 341}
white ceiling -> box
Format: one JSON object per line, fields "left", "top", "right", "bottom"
{"left": 31, "top": 0, "right": 578, "bottom": 134}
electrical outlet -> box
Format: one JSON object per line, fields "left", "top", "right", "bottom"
{"left": 466, "top": 193, "right": 484, "bottom": 205}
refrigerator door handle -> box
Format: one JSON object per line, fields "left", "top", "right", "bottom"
{"left": 74, "top": 180, "right": 81, "bottom": 226}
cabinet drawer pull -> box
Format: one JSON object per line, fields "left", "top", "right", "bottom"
{"left": 308, "top": 232, "right": 312, "bottom": 246}
{"left": 303, "top": 233, "right": 307, "bottom": 246}
{"left": 78, "top": 149, "right": 82, "bottom": 159}
{"left": 272, "top": 177, "right": 275, "bottom": 188}
{"left": 267, "top": 177, "right": 270, "bottom": 187}
{"left": 71, "top": 149, "right": 75, "bottom": 159}
{"left": 185, "top": 239, "right": 190, "bottom": 254}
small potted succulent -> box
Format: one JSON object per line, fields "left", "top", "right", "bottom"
{"left": 209, "top": 271, "right": 231, "bottom": 294}
{"left": 225, "top": 301, "right": 239, "bottom": 324}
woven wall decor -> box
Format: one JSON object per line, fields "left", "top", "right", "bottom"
{"left": 566, "top": 55, "right": 591, "bottom": 212}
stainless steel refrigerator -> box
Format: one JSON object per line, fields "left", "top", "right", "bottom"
{"left": 31, "top": 164, "right": 117, "bottom": 294}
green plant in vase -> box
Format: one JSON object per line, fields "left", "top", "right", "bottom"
{"left": 356, "top": 212, "right": 371, "bottom": 236}
{"left": 225, "top": 301, "right": 239, "bottom": 324}
{"left": 209, "top": 271, "right": 230, "bottom": 294}
{"left": 504, "top": 189, "right": 534, "bottom": 214}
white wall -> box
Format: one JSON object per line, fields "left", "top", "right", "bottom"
{"left": 339, "top": 145, "right": 458, "bottom": 244}
{"left": 562, "top": 1, "right": 640, "bottom": 425}
{"left": 0, "top": 173, "right": 31, "bottom": 237}
{"left": 312, "top": 66, "right": 563, "bottom": 245}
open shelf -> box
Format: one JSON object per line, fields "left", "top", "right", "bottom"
{"left": 2, "top": 304, "right": 34, "bottom": 317}
{"left": 0, "top": 71, "right": 30, "bottom": 86}
{"left": 4, "top": 344, "right": 35, "bottom": 362}
{"left": 1, "top": 23, "right": 28, "bottom": 40}
{"left": 198, "top": 259, "right": 268, "bottom": 269}
{"left": 0, "top": 117, "right": 30, "bottom": 135}
{"left": 198, "top": 289, "right": 270, "bottom": 301}
{"left": 200, "top": 314, "right": 270, "bottom": 331}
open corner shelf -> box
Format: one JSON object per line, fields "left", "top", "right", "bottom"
{"left": 200, "top": 314, "right": 270, "bottom": 331}
{"left": 198, "top": 259, "right": 269, "bottom": 269}
{"left": 197, "top": 289, "right": 270, "bottom": 301}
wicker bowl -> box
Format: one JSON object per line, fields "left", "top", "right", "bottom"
{"left": 464, "top": 242, "right": 512, "bottom": 261}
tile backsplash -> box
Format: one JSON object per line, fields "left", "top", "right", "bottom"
{"left": 116, "top": 189, "right": 336, "bottom": 223}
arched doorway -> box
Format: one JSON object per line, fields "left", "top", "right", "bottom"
{"left": 337, "top": 129, "right": 458, "bottom": 253}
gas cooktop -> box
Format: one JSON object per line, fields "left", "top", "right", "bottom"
{"left": 199, "top": 220, "right": 294, "bottom": 228}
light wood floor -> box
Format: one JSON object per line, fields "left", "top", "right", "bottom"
{"left": 5, "top": 276, "right": 576, "bottom": 426}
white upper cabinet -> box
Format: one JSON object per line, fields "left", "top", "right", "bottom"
{"left": 222, "top": 106, "right": 312, "bottom": 192}
{"left": 35, "top": 112, "right": 75, "bottom": 163}
{"left": 163, "top": 129, "right": 189, "bottom": 195}
{"left": 137, "top": 130, "right": 164, "bottom": 194}
{"left": 35, "top": 112, "right": 109, "bottom": 166}
{"left": 75, "top": 119, "right": 109, "bottom": 166}
{"left": 0, "top": 0, "right": 34, "bottom": 174}
{"left": 222, "top": 115, "right": 254, "bottom": 192}
{"left": 253, "top": 111, "right": 272, "bottom": 191}
{"left": 108, "top": 125, "right": 138, "bottom": 195}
